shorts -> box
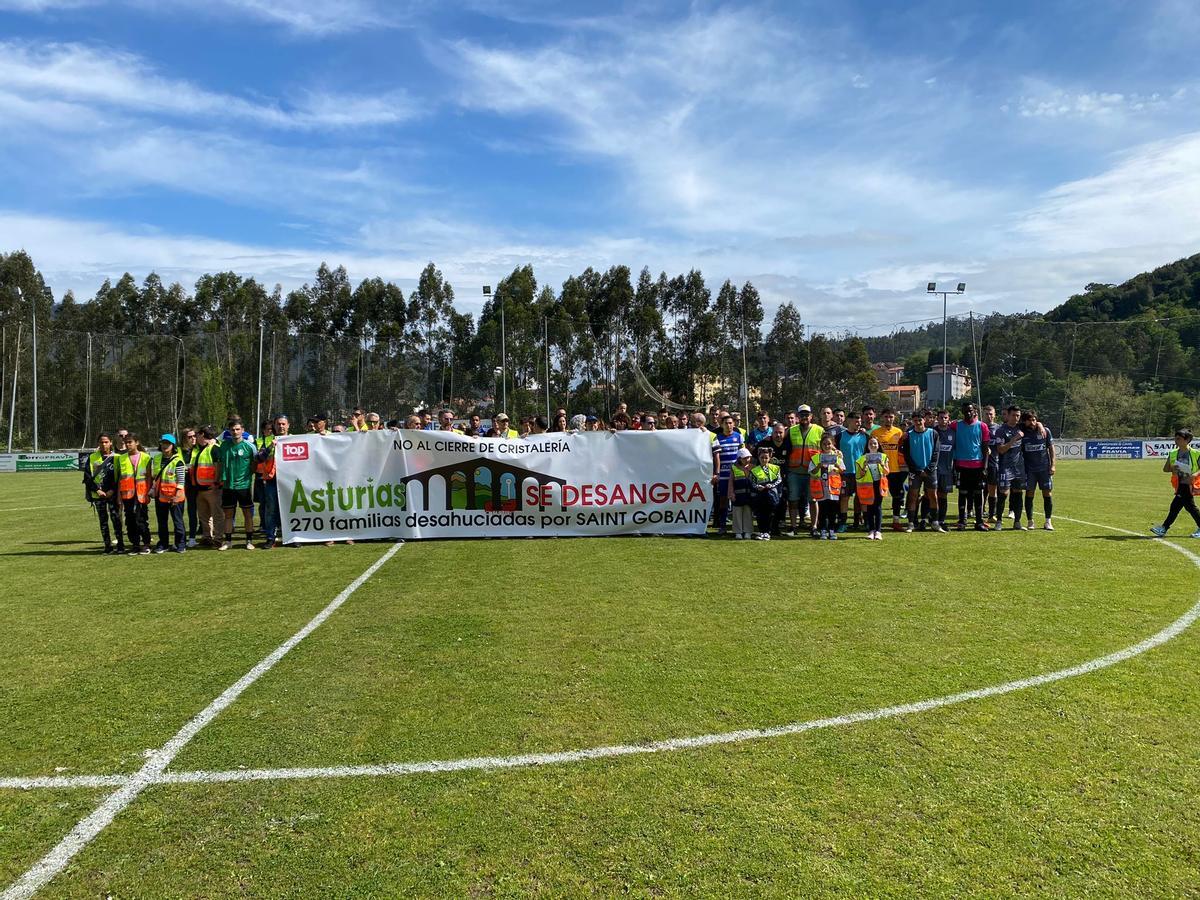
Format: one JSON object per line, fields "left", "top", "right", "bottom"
{"left": 986, "top": 464, "right": 999, "bottom": 486}
{"left": 956, "top": 466, "right": 984, "bottom": 492}
{"left": 1025, "top": 470, "right": 1053, "bottom": 492}
{"left": 908, "top": 471, "right": 935, "bottom": 495}
{"left": 222, "top": 487, "right": 254, "bottom": 509}
{"left": 998, "top": 469, "right": 1023, "bottom": 491}
{"left": 787, "top": 470, "right": 811, "bottom": 503}
{"left": 842, "top": 474, "right": 857, "bottom": 496}
{"left": 936, "top": 468, "right": 955, "bottom": 494}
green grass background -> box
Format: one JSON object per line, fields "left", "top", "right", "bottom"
{"left": 2, "top": 461, "right": 1198, "bottom": 896}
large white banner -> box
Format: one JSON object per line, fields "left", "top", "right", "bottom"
{"left": 276, "top": 430, "right": 714, "bottom": 543}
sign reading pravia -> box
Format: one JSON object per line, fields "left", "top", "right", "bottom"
{"left": 275, "top": 430, "right": 714, "bottom": 543}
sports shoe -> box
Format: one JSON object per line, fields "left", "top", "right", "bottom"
{"left": 245, "top": 540, "right": 255, "bottom": 550}
{"left": 993, "top": 520, "right": 1003, "bottom": 532}
{"left": 1190, "top": 529, "right": 1200, "bottom": 539}
{"left": 828, "top": 531, "right": 837, "bottom": 541}
{"left": 186, "top": 538, "right": 198, "bottom": 549}
{"left": 168, "top": 546, "right": 185, "bottom": 554}
{"left": 904, "top": 523, "right": 914, "bottom": 533}
{"left": 955, "top": 521, "right": 966, "bottom": 532}
{"left": 262, "top": 541, "right": 275, "bottom": 550}
{"left": 1011, "top": 521, "right": 1025, "bottom": 531}
{"left": 218, "top": 540, "right": 232, "bottom": 551}
{"left": 1150, "top": 525, "right": 1167, "bottom": 537}
{"left": 932, "top": 522, "right": 946, "bottom": 533}
{"left": 153, "top": 546, "right": 166, "bottom": 554}
{"left": 837, "top": 523, "right": 847, "bottom": 533}
{"left": 900, "top": 508, "right": 908, "bottom": 520}
{"left": 735, "top": 533, "right": 744, "bottom": 540}
{"left": 138, "top": 546, "right": 151, "bottom": 555}
{"left": 974, "top": 522, "right": 990, "bottom": 531}
{"left": 1043, "top": 520, "right": 1054, "bottom": 531}
{"left": 345, "top": 539, "right": 355, "bottom": 545}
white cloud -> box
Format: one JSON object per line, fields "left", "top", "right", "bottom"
{"left": 0, "top": 41, "right": 416, "bottom": 129}
{"left": 0, "top": 0, "right": 405, "bottom": 33}
{"left": 1009, "top": 83, "right": 1181, "bottom": 121}
{"left": 1016, "top": 131, "right": 1200, "bottom": 253}
{"left": 448, "top": 9, "right": 1003, "bottom": 241}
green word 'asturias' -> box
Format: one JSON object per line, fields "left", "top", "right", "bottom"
{"left": 289, "top": 479, "right": 407, "bottom": 514}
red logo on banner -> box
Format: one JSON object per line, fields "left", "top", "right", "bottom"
{"left": 281, "top": 442, "right": 309, "bottom": 461}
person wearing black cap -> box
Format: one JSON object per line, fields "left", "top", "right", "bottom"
{"left": 152, "top": 434, "right": 188, "bottom": 553}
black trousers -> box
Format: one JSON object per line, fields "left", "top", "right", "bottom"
{"left": 185, "top": 483, "right": 199, "bottom": 539}
{"left": 122, "top": 499, "right": 151, "bottom": 549}
{"left": 1164, "top": 485, "right": 1200, "bottom": 530}
{"left": 93, "top": 499, "right": 124, "bottom": 550}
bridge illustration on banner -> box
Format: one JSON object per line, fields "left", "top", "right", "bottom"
{"left": 399, "top": 458, "right": 567, "bottom": 512}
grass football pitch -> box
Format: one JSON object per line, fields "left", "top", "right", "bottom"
{"left": 2, "top": 460, "right": 1199, "bottom": 897}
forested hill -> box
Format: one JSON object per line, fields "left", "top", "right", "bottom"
{"left": 861, "top": 252, "right": 1200, "bottom": 437}
{"left": 1047, "top": 252, "right": 1200, "bottom": 322}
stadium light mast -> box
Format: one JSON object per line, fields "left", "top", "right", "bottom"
{"left": 927, "top": 281, "right": 966, "bottom": 407}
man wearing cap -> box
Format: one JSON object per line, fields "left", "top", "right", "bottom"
{"left": 781, "top": 404, "right": 824, "bottom": 536}
{"left": 308, "top": 413, "right": 328, "bottom": 435}
{"left": 152, "top": 434, "right": 188, "bottom": 553}
{"left": 489, "top": 413, "right": 519, "bottom": 439}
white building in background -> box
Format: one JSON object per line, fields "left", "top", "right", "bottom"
{"left": 926, "top": 364, "right": 972, "bottom": 404}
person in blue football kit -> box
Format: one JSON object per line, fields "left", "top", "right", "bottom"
{"left": 991, "top": 405, "right": 1027, "bottom": 530}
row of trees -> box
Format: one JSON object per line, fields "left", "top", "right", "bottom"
{"left": 0, "top": 251, "right": 889, "bottom": 448}
{"left": 4, "top": 249, "right": 1197, "bottom": 448}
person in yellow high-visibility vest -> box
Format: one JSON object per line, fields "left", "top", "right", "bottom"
{"left": 82, "top": 431, "right": 125, "bottom": 554}
{"left": 152, "top": 434, "right": 188, "bottom": 553}
{"left": 114, "top": 433, "right": 153, "bottom": 554}
{"left": 1151, "top": 428, "right": 1200, "bottom": 538}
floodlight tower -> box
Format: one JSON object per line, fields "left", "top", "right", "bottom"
{"left": 927, "top": 281, "right": 966, "bottom": 407}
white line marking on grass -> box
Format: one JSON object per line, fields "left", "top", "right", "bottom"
{"left": 1, "top": 541, "right": 404, "bottom": 900}
{"left": 3, "top": 520, "right": 1197, "bottom": 894}
{"left": 0, "top": 774, "right": 130, "bottom": 790}
{"left": 0, "top": 505, "right": 83, "bottom": 512}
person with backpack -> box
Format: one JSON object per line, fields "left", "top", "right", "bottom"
{"left": 82, "top": 431, "right": 124, "bottom": 554}
{"left": 1151, "top": 428, "right": 1200, "bottom": 538}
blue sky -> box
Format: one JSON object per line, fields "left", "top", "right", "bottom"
{"left": 2, "top": 0, "right": 1199, "bottom": 330}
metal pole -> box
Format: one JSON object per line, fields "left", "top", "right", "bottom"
{"left": 1060, "top": 324, "right": 1077, "bottom": 436}
{"left": 500, "top": 292, "right": 507, "bottom": 414}
{"left": 1, "top": 325, "right": 6, "bottom": 437}
{"left": 83, "top": 332, "right": 92, "bottom": 448}
{"left": 941, "top": 291, "right": 948, "bottom": 408}
{"left": 970, "top": 311, "right": 982, "bottom": 410}
{"left": 544, "top": 316, "right": 550, "bottom": 422}
{"left": 7, "top": 323, "right": 21, "bottom": 453}
{"left": 255, "top": 322, "right": 264, "bottom": 432}
{"left": 739, "top": 299, "right": 749, "bottom": 425}
{"left": 27, "top": 287, "right": 39, "bottom": 452}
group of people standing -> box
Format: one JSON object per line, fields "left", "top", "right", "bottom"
{"left": 82, "top": 415, "right": 289, "bottom": 554}
{"left": 707, "top": 401, "right": 1059, "bottom": 541}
